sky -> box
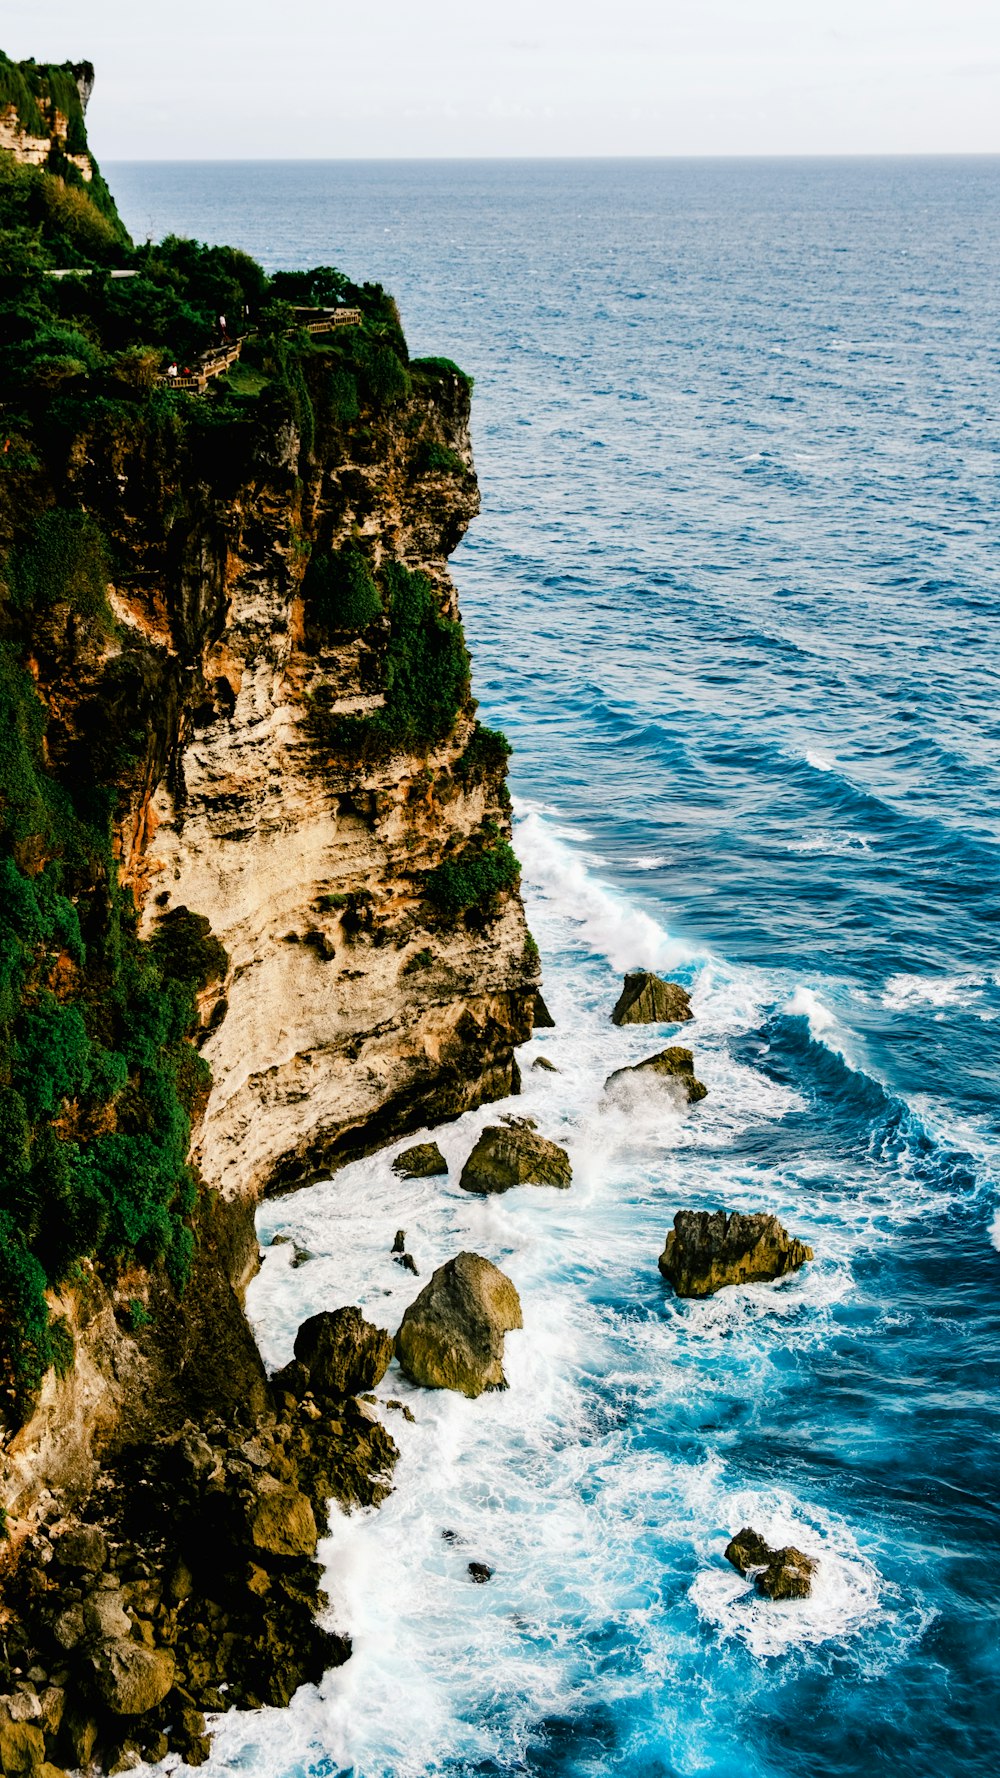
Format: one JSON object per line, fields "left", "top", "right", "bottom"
{"left": 3, "top": 0, "right": 999, "bottom": 159}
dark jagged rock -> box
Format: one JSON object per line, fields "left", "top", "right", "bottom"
{"left": 395, "top": 1252, "right": 523, "bottom": 1397}
{"left": 533, "top": 993, "right": 555, "bottom": 1028}
{"left": 392, "top": 1142, "right": 448, "bottom": 1178}
{"left": 392, "top": 1230, "right": 406, "bottom": 1253}
{"left": 725, "top": 1527, "right": 817, "bottom": 1600}
{"left": 468, "top": 1562, "right": 494, "bottom": 1583}
{"left": 659, "top": 1210, "right": 813, "bottom": 1297}
{"left": 605, "top": 1046, "right": 707, "bottom": 1104}
{"left": 459, "top": 1121, "right": 571, "bottom": 1195}
{"left": 292, "top": 1307, "right": 393, "bottom": 1398}
{"left": 610, "top": 972, "right": 693, "bottom": 1026}
{"left": 532, "top": 1056, "right": 559, "bottom": 1072}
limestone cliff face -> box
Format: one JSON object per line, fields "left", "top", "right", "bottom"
{"left": 125, "top": 371, "right": 536, "bottom": 1203}
{"left": 0, "top": 58, "right": 95, "bottom": 183}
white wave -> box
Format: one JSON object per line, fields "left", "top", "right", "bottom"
{"left": 689, "top": 1493, "right": 883, "bottom": 1658}
{"left": 805, "top": 748, "right": 839, "bottom": 773}
{"left": 991, "top": 1207, "right": 1000, "bottom": 1253}
{"left": 882, "top": 971, "right": 988, "bottom": 1012}
{"left": 631, "top": 853, "right": 670, "bottom": 870}
{"left": 784, "top": 829, "right": 873, "bottom": 855}
{"left": 784, "top": 985, "right": 836, "bottom": 1038}
{"left": 514, "top": 801, "right": 698, "bottom": 976}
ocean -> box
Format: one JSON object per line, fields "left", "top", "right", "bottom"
{"left": 108, "top": 158, "right": 1000, "bottom": 1778}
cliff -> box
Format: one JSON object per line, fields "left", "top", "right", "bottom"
{"left": 0, "top": 57, "right": 538, "bottom": 1768}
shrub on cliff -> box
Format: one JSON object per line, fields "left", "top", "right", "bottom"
{"left": 8, "top": 509, "right": 112, "bottom": 626}
{"left": 304, "top": 545, "right": 382, "bottom": 632}
{"left": 0, "top": 647, "right": 216, "bottom": 1425}
{"left": 309, "top": 562, "right": 469, "bottom": 762}
{"left": 424, "top": 829, "right": 520, "bottom": 918}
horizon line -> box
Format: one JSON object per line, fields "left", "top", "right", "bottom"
{"left": 102, "top": 150, "right": 1000, "bottom": 164}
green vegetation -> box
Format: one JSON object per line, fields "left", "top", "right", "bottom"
{"left": 309, "top": 562, "right": 469, "bottom": 762}
{"left": 454, "top": 722, "right": 512, "bottom": 782}
{"left": 0, "top": 643, "right": 224, "bottom": 1424}
{"left": 424, "top": 826, "right": 520, "bottom": 918}
{"left": 411, "top": 356, "right": 474, "bottom": 395}
{"left": 416, "top": 438, "right": 465, "bottom": 477}
{"left": 304, "top": 544, "right": 383, "bottom": 633}
{"left": 0, "top": 76, "right": 518, "bottom": 1422}
{"left": 8, "top": 509, "right": 113, "bottom": 626}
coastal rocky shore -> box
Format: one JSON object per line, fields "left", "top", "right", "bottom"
{"left": 0, "top": 58, "right": 823, "bottom": 1772}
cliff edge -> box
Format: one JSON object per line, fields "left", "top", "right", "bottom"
{"left": 0, "top": 57, "right": 538, "bottom": 1767}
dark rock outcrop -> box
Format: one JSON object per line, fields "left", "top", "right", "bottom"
{"left": 395, "top": 1253, "right": 523, "bottom": 1397}
{"left": 533, "top": 994, "right": 555, "bottom": 1028}
{"left": 392, "top": 1142, "right": 448, "bottom": 1178}
{"left": 611, "top": 972, "right": 692, "bottom": 1026}
{"left": 605, "top": 1046, "right": 707, "bottom": 1104}
{"left": 291, "top": 1307, "right": 394, "bottom": 1399}
{"left": 725, "top": 1527, "right": 817, "bottom": 1600}
{"left": 459, "top": 1121, "right": 571, "bottom": 1194}
{"left": 659, "top": 1210, "right": 813, "bottom": 1297}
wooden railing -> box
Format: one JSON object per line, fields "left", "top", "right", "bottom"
{"left": 158, "top": 338, "right": 243, "bottom": 391}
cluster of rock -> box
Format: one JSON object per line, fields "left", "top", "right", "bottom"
{"left": 725, "top": 1527, "right": 817, "bottom": 1601}
{"left": 0, "top": 1312, "right": 398, "bottom": 1773}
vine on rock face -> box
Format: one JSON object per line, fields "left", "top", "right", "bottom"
{"left": 0, "top": 645, "right": 226, "bottom": 1425}
{"left": 308, "top": 561, "right": 470, "bottom": 761}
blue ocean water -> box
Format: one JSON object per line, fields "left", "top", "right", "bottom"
{"left": 109, "top": 160, "right": 1000, "bottom": 1778}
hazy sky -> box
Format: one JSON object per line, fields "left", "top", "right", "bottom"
{"left": 3, "top": 0, "right": 999, "bottom": 158}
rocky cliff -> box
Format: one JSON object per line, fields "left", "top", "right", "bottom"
{"left": 0, "top": 56, "right": 538, "bottom": 1767}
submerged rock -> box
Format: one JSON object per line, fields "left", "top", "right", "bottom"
{"left": 610, "top": 972, "right": 692, "bottom": 1026}
{"left": 392, "top": 1141, "right": 448, "bottom": 1178}
{"left": 725, "top": 1526, "right": 817, "bottom": 1600}
{"left": 459, "top": 1121, "right": 571, "bottom": 1194}
{"left": 293, "top": 1306, "right": 393, "bottom": 1398}
{"left": 395, "top": 1252, "right": 523, "bottom": 1397}
{"left": 659, "top": 1210, "right": 813, "bottom": 1298}
{"left": 605, "top": 1046, "right": 707, "bottom": 1104}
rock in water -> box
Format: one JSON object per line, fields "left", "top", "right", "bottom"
{"left": 88, "top": 1642, "right": 176, "bottom": 1716}
{"left": 725, "top": 1526, "right": 817, "bottom": 1600}
{"left": 395, "top": 1252, "right": 523, "bottom": 1397}
{"left": 610, "top": 972, "right": 692, "bottom": 1026}
{"left": 459, "top": 1121, "right": 572, "bottom": 1194}
{"left": 392, "top": 1141, "right": 448, "bottom": 1178}
{"left": 293, "top": 1306, "right": 393, "bottom": 1396}
{"left": 659, "top": 1210, "right": 813, "bottom": 1297}
{"left": 605, "top": 1046, "right": 707, "bottom": 1104}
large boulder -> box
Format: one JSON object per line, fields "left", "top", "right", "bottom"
{"left": 611, "top": 972, "right": 692, "bottom": 1026}
{"left": 725, "top": 1527, "right": 816, "bottom": 1600}
{"left": 392, "top": 1141, "right": 448, "bottom": 1178}
{"left": 88, "top": 1641, "right": 176, "bottom": 1716}
{"left": 605, "top": 1046, "right": 707, "bottom": 1104}
{"left": 395, "top": 1252, "right": 523, "bottom": 1397}
{"left": 292, "top": 1305, "right": 393, "bottom": 1397}
{"left": 0, "top": 1721, "right": 45, "bottom": 1775}
{"left": 659, "top": 1210, "right": 813, "bottom": 1297}
{"left": 248, "top": 1484, "right": 317, "bottom": 1559}
{"left": 459, "top": 1120, "right": 571, "bottom": 1194}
